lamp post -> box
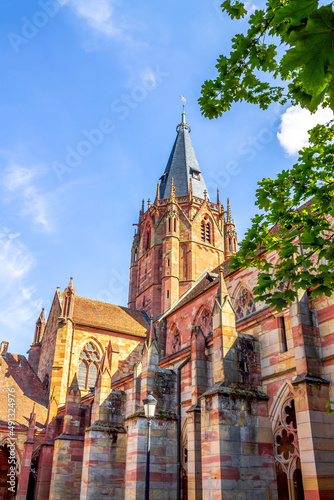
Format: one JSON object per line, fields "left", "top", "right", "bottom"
{"left": 143, "top": 391, "right": 157, "bottom": 500}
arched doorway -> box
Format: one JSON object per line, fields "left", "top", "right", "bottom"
{"left": 0, "top": 444, "right": 17, "bottom": 498}
{"left": 274, "top": 396, "right": 305, "bottom": 500}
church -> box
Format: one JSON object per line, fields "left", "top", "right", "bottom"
{"left": 0, "top": 109, "right": 334, "bottom": 500}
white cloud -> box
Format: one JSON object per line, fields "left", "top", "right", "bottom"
{"left": 62, "top": 0, "right": 121, "bottom": 37}
{"left": 0, "top": 228, "right": 42, "bottom": 336}
{"left": 2, "top": 164, "right": 52, "bottom": 232}
{"left": 277, "top": 105, "right": 334, "bottom": 156}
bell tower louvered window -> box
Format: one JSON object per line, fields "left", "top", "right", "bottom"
{"left": 201, "top": 218, "right": 211, "bottom": 243}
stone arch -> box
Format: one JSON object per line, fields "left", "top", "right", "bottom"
{"left": 142, "top": 220, "right": 152, "bottom": 251}
{"left": 269, "top": 380, "right": 295, "bottom": 431}
{"left": 166, "top": 324, "right": 181, "bottom": 355}
{"left": 193, "top": 305, "right": 213, "bottom": 337}
{"left": 232, "top": 282, "right": 256, "bottom": 321}
{"left": 269, "top": 382, "right": 305, "bottom": 500}
{"left": 0, "top": 437, "right": 20, "bottom": 473}
{"left": 0, "top": 437, "right": 20, "bottom": 498}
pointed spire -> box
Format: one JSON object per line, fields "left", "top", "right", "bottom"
{"left": 100, "top": 341, "right": 113, "bottom": 376}
{"left": 189, "top": 176, "right": 193, "bottom": 203}
{"left": 147, "top": 315, "right": 156, "bottom": 343}
{"left": 227, "top": 198, "right": 232, "bottom": 223}
{"left": 156, "top": 182, "right": 160, "bottom": 202}
{"left": 142, "top": 199, "right": 145, "bottom": 214}
{"left": 34, "top": 308, "right": 46, "bottom": 344}
{"left": 68, "top": 373, "right": 80, "bottom": 396}
{"left": 63, "top": 277, "right": 75, "bottom": 318}
{"left": 159, "top": 111, "right": 209, "bottom": 200}
{"left": 218, "top": 265, "right": 229, "bottom": 304}
{"left": 170, "top": 177, "right": 176, "bottom": 200}
{"left": 29, "top": 403, "right": 36, "bottom": 425}
{"left": 217, "top": 188, "right": 221, "bottom": 212}
{"left": 27, "top": 403, "right": 36, "bottom": 441}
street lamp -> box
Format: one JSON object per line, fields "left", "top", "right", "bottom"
{"left": 143, "top": 391, "right": 157, "bottom": 500}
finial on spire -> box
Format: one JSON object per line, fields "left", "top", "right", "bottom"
{"left": 189, "top": 176, "right": 193, "bottom": 203}
{"left": 227, "top": 198, "right": 232, "bottom": 223}
{"left": 142, "top": 199, "right": 145, "bottom": 214}
{"left": 217, "top": 188, "right": 221, "bottom": 211}
{"left": 170, "top": 177, "right": 176, "bottom": 200}
{"left": 68, "top": 373, "right": 80, "bottom": 395}
{"left": 156, "top": 182, "right": 160, "bottom": 202}
{"left": 148, "top": 198, "right": 151, "bottom": 209}
{"left": 147, "top": 315, "right": 156, "bottom": 343}
{"left": 204, "top": 189, "right": 207, "bottom": 201}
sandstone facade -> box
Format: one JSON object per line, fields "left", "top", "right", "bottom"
{"left": 0, "top": 112, "right": 333, "bottom": 499}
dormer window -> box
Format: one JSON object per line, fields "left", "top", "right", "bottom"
{"left": 190, "top": 168, "right": 200, "bottom": 181}
{"left": 160, "top": 173, "right": 167, "bottom": 185}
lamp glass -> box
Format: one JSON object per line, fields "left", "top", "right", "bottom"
{"left": 143, "top": 393, "right": 157, "bottom": 419}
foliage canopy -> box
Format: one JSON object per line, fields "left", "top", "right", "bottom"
{"left": 199, "top": 0, "right": 334, "bottom": 310}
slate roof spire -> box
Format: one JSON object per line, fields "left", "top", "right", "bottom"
{"left": 159, "top": 108, "right": 209, "bottom": 200}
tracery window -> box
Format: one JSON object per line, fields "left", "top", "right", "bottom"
{"left": 168, "top": 327, "right": 181, "bottom": 354}
{"left": 195, "top": 307, "right": 213, "bottom": 336}
{"left": 78, "top": 342, "right": 100, "bottom": 390}
{"left": 274, "top": 397, "right": 304, "bottom": 500}
{"left": 234, "top": 287, "right": 256, "bottom": 320}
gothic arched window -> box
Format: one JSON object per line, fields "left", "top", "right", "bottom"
{"left": 78, "top": 342, "right": 100, "bottom": 390}
{"left": 234, "top": 287, "right": 256, "bottom": 320}
{"left": 146, "top": 229, "right": 151, "bottom": 250}
{"left": 194, "top": 307, "right": 213, "bottom": 337}
{"left": 168, "top": 326, "right": 181, "bottom": 354}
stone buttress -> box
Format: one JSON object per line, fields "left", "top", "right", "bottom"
{"left": 49, "top": 375, "right": 89, "bottom": 500}
{"left": 200, "top": 267, "right": 278, "bottom": 499}
{"left": 124, "top": 318, "right": 178, "bottom": 499}
{"left": 80, "top": 342, "right": 127, "bottom": 500}
{"left": 290, "top": 290, "right": 334, "bottom": 499}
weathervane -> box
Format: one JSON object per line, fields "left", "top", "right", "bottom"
{"left": 179, "top": 95, "right": 188, "bottom": 112}
{"left": 177, "top": 95, "right": 191, "bottom": 132}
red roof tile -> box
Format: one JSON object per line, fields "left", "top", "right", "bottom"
{"left": 73, "top": 297, "right": 149, "bottom": 337}
{"left": 0, "top": 354, "right": 48, "bottom": 429}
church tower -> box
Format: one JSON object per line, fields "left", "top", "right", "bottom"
{"left": 128, "top": 108, "right": 238, "bottom": 317}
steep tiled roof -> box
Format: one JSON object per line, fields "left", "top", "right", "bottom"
{"left": 73, "top": 297, "right": 149, "bottom": 337}
{"left": 0, "top": 354, "right": 48, "bottom": 429}
{"left": 159, "top": 124, "right": 209, "bottom": 200}
{"left": 165, "top": 258, "right": 235, "bottom": 316}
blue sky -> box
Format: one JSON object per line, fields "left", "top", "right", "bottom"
{"left": 1, "top": 0, "right": 332, "bottom": 354}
